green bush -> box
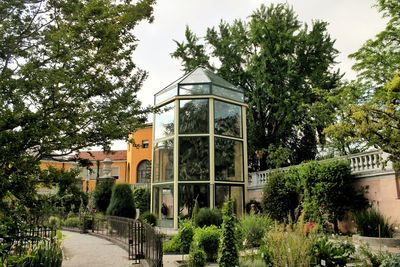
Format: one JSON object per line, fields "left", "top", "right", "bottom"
{"left": 193, "top": 226, "right": 220, "bottom": 262}
{"left": 106, "top": 184, "right": 136, "bottom": 219}
{"left": 354, "top": 208, "right": 393, "bottom": 237}
{"left": 188, "top": 246, "right": 207, "bottom": 267}
{"left": 48, "top": 216, "right": 61, "bottom": 229}
{"left": 240, "top": 215, "right": 273, "bottom": 248}
{"left": 132, "top": 187, "right": 150, "bottom": 213}
{"left": 63, "top": 216, "right": 81, "bottom": 228}
{"left": 218, "top": 200, "right": 239, "bottom": 267}
{"left": 194, "top": 208, "right": 222, "bottom": 228}
{"left": 312, "top": 236, "right": 355, "bottom": 267}
{"left": 162, "top": 220, "right": 194, "bottom": 254}
{"left": 10, "top": 244, "right": 63, "bottom": 267}
{"left": 93, "top": 179, "right": 114, "bottom": 212}
{"left": 262, "top": 171, "right": 299, "bottom": 222}
{"left": 140, "top": 211, "right": 157, "bottom": 226}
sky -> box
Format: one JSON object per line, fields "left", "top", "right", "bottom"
{"left": 110, "top": 0, "right": 387, "bottom": 150}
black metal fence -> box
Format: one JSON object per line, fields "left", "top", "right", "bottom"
{"left": 4, "top": 226, "right": 56, "bottom": 257}
{"left": 87, "top": 215, "right": 163, "bottom": 267}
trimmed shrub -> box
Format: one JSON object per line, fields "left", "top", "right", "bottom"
{"left": 240, "top": 215, "right": 273, "bottom": 248}
{"left": 218, "top": 200, "right": 239, "bottom": 267}
{"left": 188, "top": 246, "right": 207, "bottom": 267}
{"left": 193, "top": 225, "right": 220, "bottom": 262}
{"left": 354, "top": 208, "right": 394, "bottom": 237}
{"left": 132, "top": 187, "right": 150, "bottom": 213}
{"left": 262, "top": 171, "right": 299, "bottom": 222}
{"left": 141, "top": 211, "right": 157, "bottom": 226}
{"left": 63, "top": 216, "right": 81, "bottom": 228}
{"left": 163, "top": 236, "right": 182, "bottom": 254}
{"left": 48, "top": 216, "right": 61, "bottom": 229}
{"left": 194, "top": 208, "right": 222, "bottom": 228}
{"left": 191, "top": 198, "right": 200, "bottom": 223}
{"left": 106, "top": 184, "right": 136, "bottom": 219}
{"left": 93, "top": 179, "right": 114, "bottom": 212}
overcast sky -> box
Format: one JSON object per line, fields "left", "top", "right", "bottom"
{"left": 110, "top": 0, "right": 387, "bottom": 150}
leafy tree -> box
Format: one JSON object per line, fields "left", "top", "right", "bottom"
{"left": 172, "top": 4, "right": 341, "bottom": 169}
{"left": 218, "top": 200, "right": 239, "bottom": 267}
{"left": 93, "top": 179, "right": 114, "bottom": 212}
{"left": 132, "top": 187, "right": 150, "bottom": 213}
{"left": 325, "top": 0, "right": 400, "bottom": 168}
{"left": 107, "top": 184, "right": 136, "bottom": 219}
{"left": 0, "top": 0, "right": 154, "bottom": 217}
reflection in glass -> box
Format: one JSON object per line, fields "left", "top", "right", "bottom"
{"left": 214, "top": 101, "right": 241, "bottom": 137}
{"left": 215, "top": 185, "right": 243, "bottom": 217}
{"left": 153, "top": 139, "right": 173, "bottom": 182}
{"left": 178, "top": 184, "right": 210, "bottom": 218}
{"left": 179, "top": 137, "right": 209, "bottom": 181}
{"left": 155, "top": 85, "right": 177, "bottom": 104}
{"left": 154, "top": 102, "right": 174, "bottom": 140}
{"left": 153, "top": 185, "right": 174, "bottom": 228}
{"left": 215, "top": 138, "right": 243, "bottom": 181}
{"left": 213, "top": 85, "right": 244, "bottom": 102}
{"left": 179, "top": 84, "right": 210, "bottom": 95}
{"left": 179, "top": 99, "right": 209, "bottom": 134}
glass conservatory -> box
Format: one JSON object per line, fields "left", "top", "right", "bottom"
{"left": 151, "top": 67, "right": 248, "bottom": 229}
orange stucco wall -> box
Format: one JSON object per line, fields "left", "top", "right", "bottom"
{"left": 127, "top": 125, "right": 152, "bottom": 184}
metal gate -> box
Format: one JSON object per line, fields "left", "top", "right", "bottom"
{"left": 128, "top": 220, "right": 144, "bottom": 264}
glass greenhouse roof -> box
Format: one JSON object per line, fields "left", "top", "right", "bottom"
{"left": 154, "top": 67, "right": 244, "bottom": 104}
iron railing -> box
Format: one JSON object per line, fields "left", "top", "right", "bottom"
{"left": 87, "top": 215, "right": 163, "bottom": 267}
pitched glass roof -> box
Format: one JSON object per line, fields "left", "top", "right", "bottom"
{"left": 154, "top": 67, "right": 244, "bottom": 104}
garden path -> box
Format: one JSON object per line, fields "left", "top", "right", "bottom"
{"left": 61, "top": 230, "right": 133, "bottom": 267}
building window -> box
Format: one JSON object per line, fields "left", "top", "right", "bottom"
{"left": 137, "top": 160, "right": 151, "bottom": 183}
{"left": 142, "top": 140, "right": 149, "bottom": 148}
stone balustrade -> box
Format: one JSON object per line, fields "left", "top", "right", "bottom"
{"left": 248, "top": 150, "right": 394, "bottom": 189}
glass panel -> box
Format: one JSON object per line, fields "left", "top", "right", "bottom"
{"left": 213, "top": 85, "right": 244, "bottom": 102}
{"left": 214, "top": 101, "right": 242, "bottom": 137}
{"left": 179, "top": 84, "right": 210, "bottom": 95}
{"left": 179, "top": 99, "right": 209, "bottom": 134}
{"left": 215, "top": 138, "right": 243, "bottom": 181}
{"left": 179, "top": 137, "right": 209, "bottom": 181}
{"left": 154, "top": 102, "right": 174, "bottom": 140}
{"left": 153, "top": 184, "right": 174, "bottom": 228}
{"left": 178, "top": 184, "right": 210, "bottom": 218}
{"left": 155, "top": 85, "right": 177, "bottom": 105}
{"left": 153, "top": 139, "right": 174, "bottom": 182}
{"left": 215, "top": 185, "right": 243, "bottom": 218}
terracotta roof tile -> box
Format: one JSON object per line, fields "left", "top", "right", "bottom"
{"left": 78, "top": 150, "right": 127, "bottom": 161}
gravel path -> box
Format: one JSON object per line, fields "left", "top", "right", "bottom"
{"left": 61, "top": 230, "right": 134, "bottom": 267}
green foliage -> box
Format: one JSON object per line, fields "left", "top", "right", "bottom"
{"left": 240, "top": 215, "right": 273, "bottom": 248}
{"left": 193, "top": 226, "right": 220, "bottom": 262}
{"left": 106, "top": 184, "right": 136, "bottom": 219}
{"left": 93, "top": 180, "right": 114, "bottom": 212}
{"left": 191, "top": 198, "right": 200, "bottom": 223}
{"left": 262, "top": 171, "right": 299, "bottom": 222}
{"left": 380, "top": 254, "right": 400, "bottom": 267}
{"left": 162, "top": 220, "right": 194, "bottom": 254}
{"left": 63, "top": 217, "right": 81, "bottom": 228}
{"left": 140, "top": 211, "right": 157, "bottom": 226}
{"left": 188, "top": 245, "right": 207, "bottom": 267}
{"left": 13, "top": 244, "right": 63, "bottom": 267}
{"left": 0, "top": 0, "right": 155, "bottom": 227}
{"left": 353, "top": 208, "right": 394, "bottom": 238}
{"left": 172, "top": 3, "right": 341, "bottom": 170}
{"left": 312, "top": 236, "right": 355, "bottom": 267}
{"left": 194, "top": 208, "right": 222, "bottom": 228}
{"left": 132, "top": 187, "right": 150, "bottom": 213}
{"left": 218, "top": 200, "right": 239, "bottom": 267}
{"left": 48, "top": 216, "right": 61, "bottom": 229}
